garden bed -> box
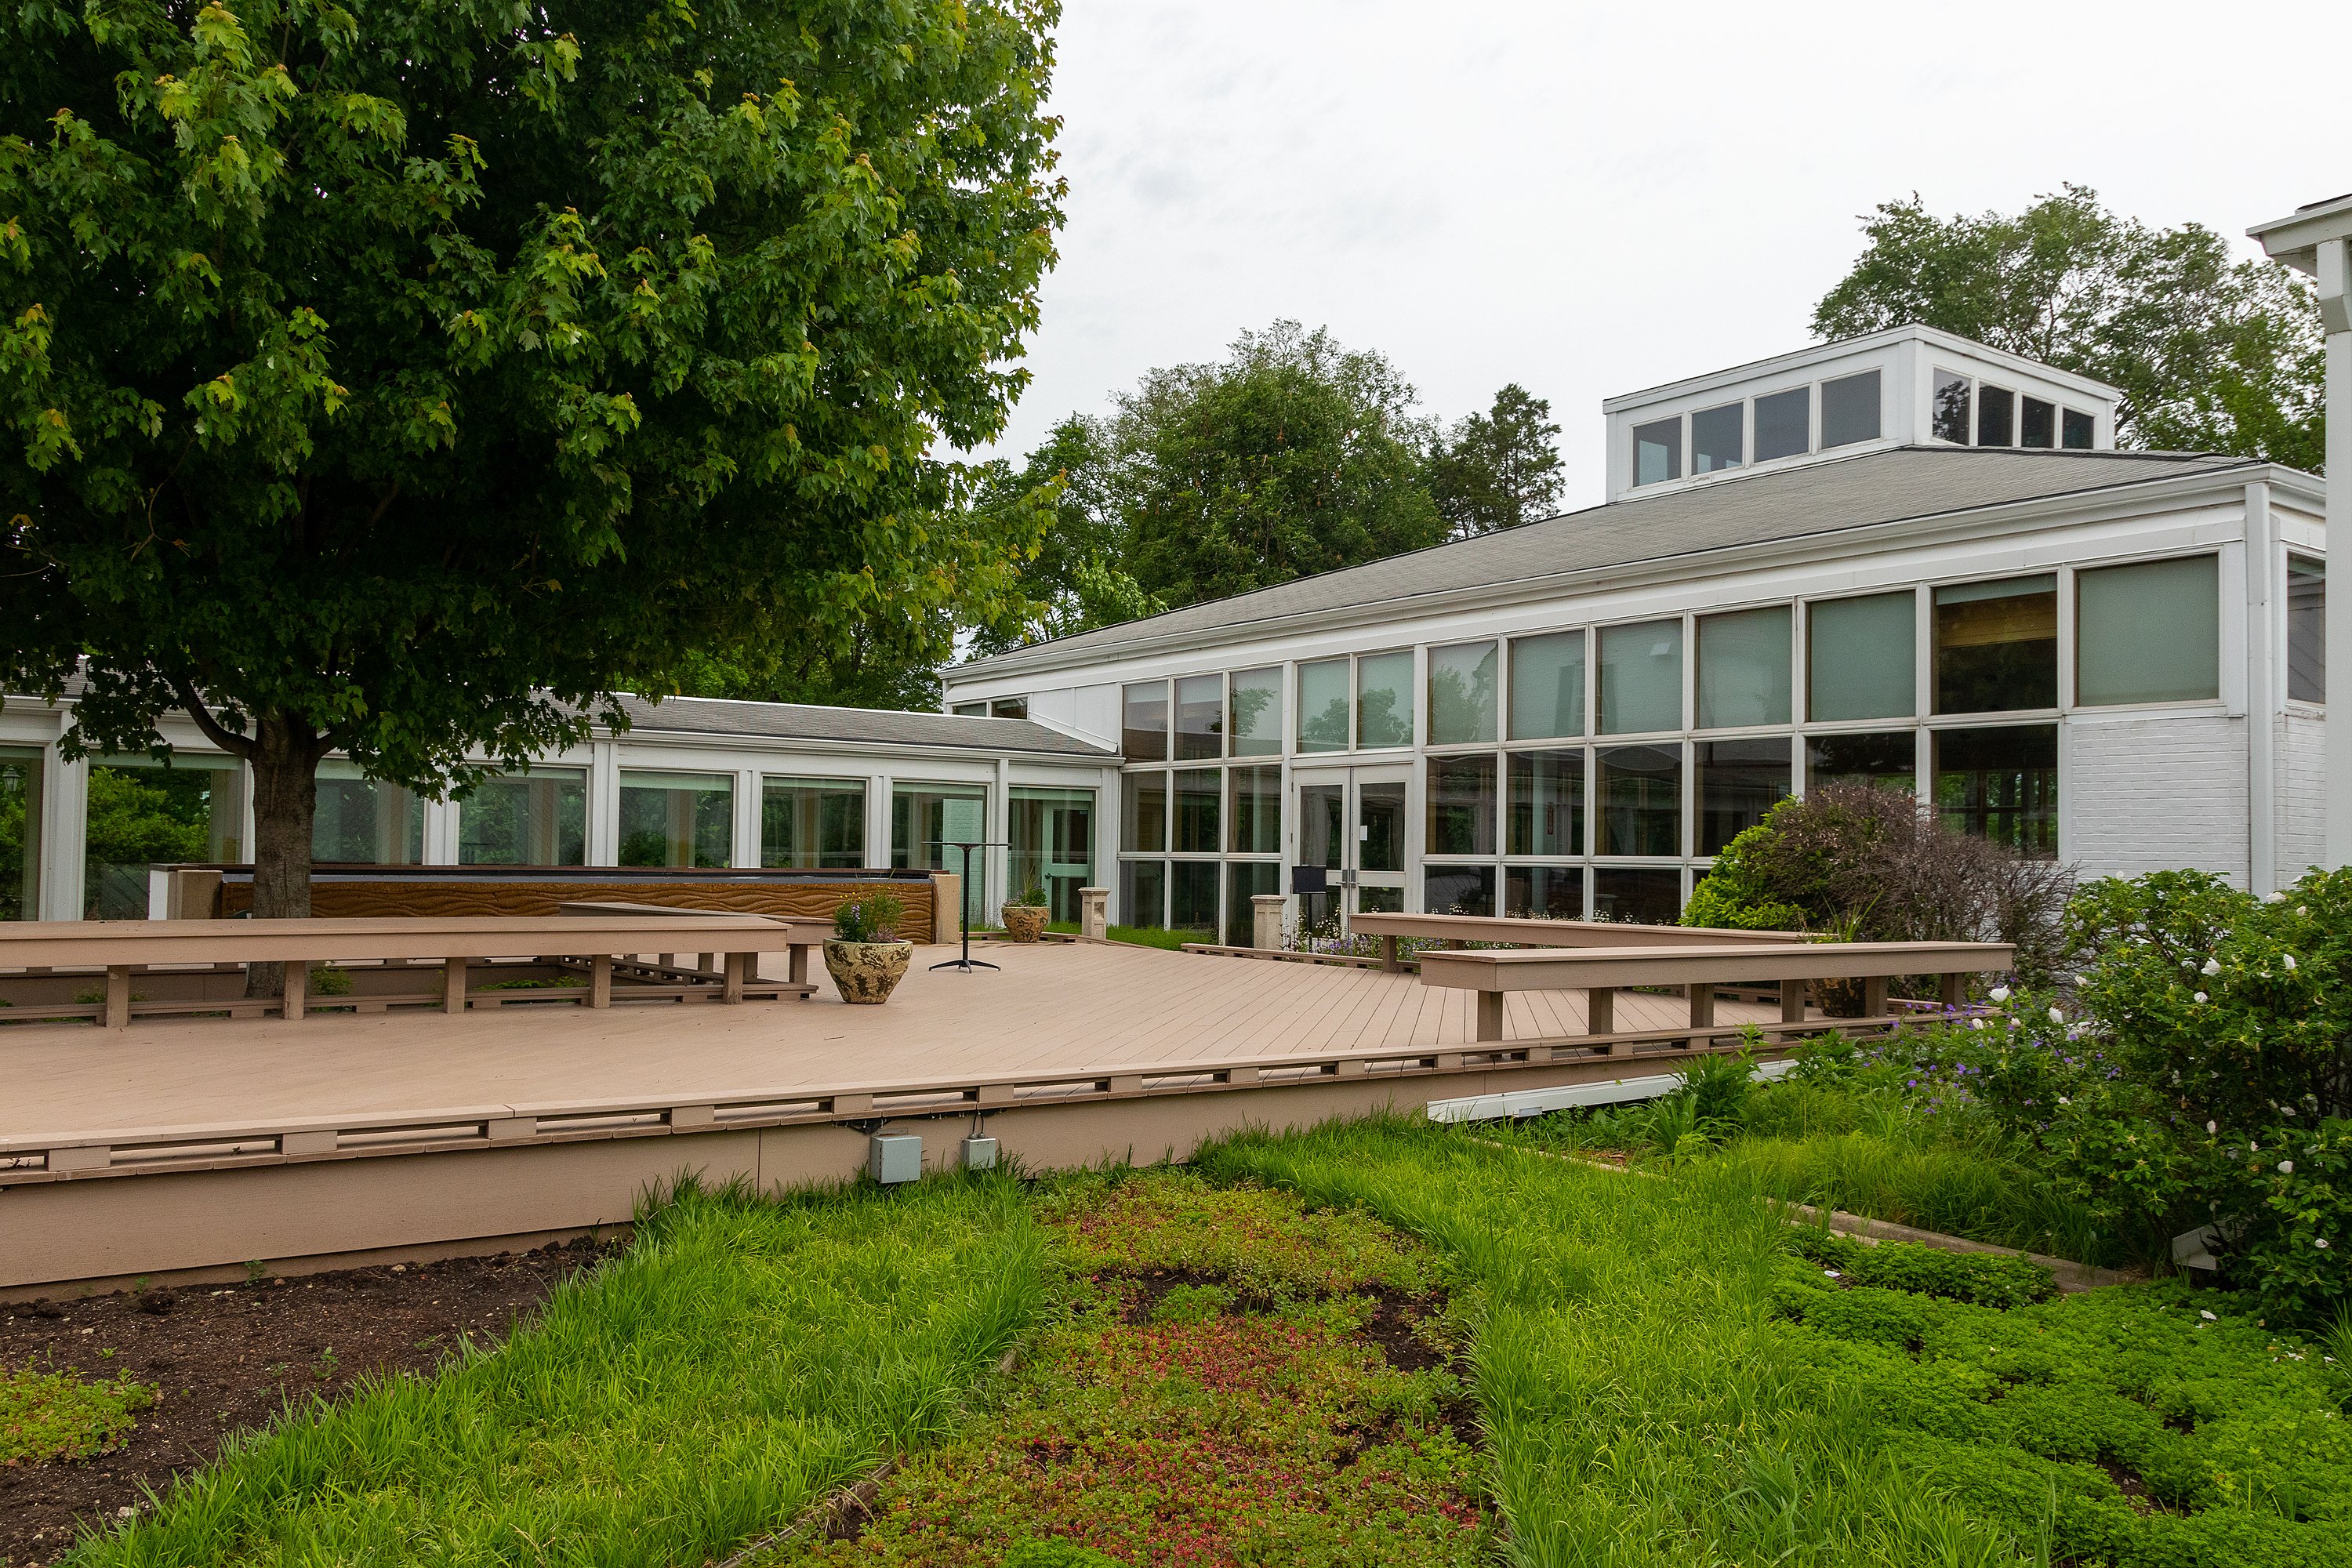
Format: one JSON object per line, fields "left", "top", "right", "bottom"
{"left": 0, "top": 1240, "right": 614, "bottom": 1566}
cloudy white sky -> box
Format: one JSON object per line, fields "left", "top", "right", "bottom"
{"left": 980, "top": 0, "right": 2352, "bottom": 505}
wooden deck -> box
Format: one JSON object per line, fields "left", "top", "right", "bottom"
{"left": 2, "top": 940, "right": 1790, "bottom": 1145}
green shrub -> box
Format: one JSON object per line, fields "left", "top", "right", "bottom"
{"left": 1001, "top": 1541, "right": 1120, "bottom": 1568}
{"left": 0, "top": 1359, "right": 154, "bottom": 1465}
{"left": 1005, "top": 882, "right": 1048, "bottom": 909}
{"left": 833, "top": 891, "right": 906, "bottom": 943}
{"left": 1790, "top": 1231, "right": 2056, "bottom": 1309}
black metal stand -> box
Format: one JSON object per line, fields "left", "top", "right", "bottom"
{"left": 927, "top": 839, "right": 1007, "bottom": 973}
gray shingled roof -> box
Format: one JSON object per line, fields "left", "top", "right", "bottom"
{"left": 957, "top": 445, "right": 2258, "bottom": 670}
{"left": 614, "top": 693, "right": 1114, "bottom": 757}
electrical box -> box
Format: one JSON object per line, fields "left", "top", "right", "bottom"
{"left": 868, "top": 1133, "right": 922, "bottom": 1185}
{"left": 961, "top": 1134, "right": 999, "bottom": 1171}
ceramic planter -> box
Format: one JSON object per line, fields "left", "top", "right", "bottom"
{"left": 823, "top": 938, "right": 913, "bottom": 1004}
{"left": 1000, "top": 905, "right": 1050, "bottom": 944}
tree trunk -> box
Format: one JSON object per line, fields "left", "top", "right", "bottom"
{"left": 245, "top": 714, "right": 323, "bottom": 997}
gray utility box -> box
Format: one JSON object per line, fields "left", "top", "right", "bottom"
{"left": 961, "top": 1134, "right": 1000, "bottom": 1171}
{"left": 868, "top": 1134, "right": 923, "bottom": 1185}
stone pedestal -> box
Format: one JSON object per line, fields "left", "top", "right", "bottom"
{"left": 1079, "top": 886, "right": 1109, "bottom": 942}
{"left": 1252, "top": 893, "right": 1287, "bottom": 951}
{"left": 930, "top": 872, "right": 961, "bottom": 946}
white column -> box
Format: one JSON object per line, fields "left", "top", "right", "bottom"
{"left": 43, "top": 735, "right": 86, "bottom": 921}
{"left": 731, "top": 768, "right": 761, "bottom": 869}
{"left": 588, "top": 740, "right": 621, "bottom": 866}
{"left": 989, "top": 755, "right": 1011, "bottom": 923}
{"left": 2244, "top": 483, "right": 2278, "bottom": 895}
{"left": 2324, "top": 238, "right": 2351, "bottom": 870}
{"left": 866, "top": 772, "right": 891, "bottom": 869}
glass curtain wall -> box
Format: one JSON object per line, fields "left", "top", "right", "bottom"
{"left": 1428, "top": 642, "right": 1497, "bottom": 746}
{"left": 1599, "top": 621, "right": 1682, "bottom": 735}
{"left": 0, "top": 746, "right": 41, "bottom": 920}
{"left": 2076, "top": 556, "right": 2219, "bottom": 706}
{"left": 1008, "top": 786, "right": 1094, "bottom": 920}
{"left": 1229, "top": 669, "right": 1282, "bottom": 757}
{"left": 891, "top": 783, "right": 987, "bottom": 871}
{"left": 619, "top": 771, "right": 732, "bottom": 868}
{"left": 1934, "top": 575, "right": 2057, "bottom": 713}
{"left": 313, "top": 759, "right": 424, "bottom": 864}
{"left": 2288, "top": 555, "right": 2325, "bottom": 703}
{"left": 1356, "top": 652, "right": 1414, "bottom": 747}
{"left": 1934, "top": 726, "right": 2057, "bottom": 855}
{"left": 762, "top": 777, "right": 865, "bottom": 869}
{"left": 460, "top": 769, "right": 588, "bottom": 866}
{"left": 84, "top": 755, "right": 247, "bottom": 919}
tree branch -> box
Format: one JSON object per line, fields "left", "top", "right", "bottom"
{"left": 168, "top": 676, "right": 257, "bottom": 761}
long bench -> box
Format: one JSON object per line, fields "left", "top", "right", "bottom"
{"left": 1415, "top": 939, "right": 2015, "bottom": 1042}
{"left": 0, "top": 915, "right": 815, "bottom": 1027}
{"left": 558, "top": 902, "right": 834, "bottom": 993}
{"left": 1346, "top": 911, "right": 1808, "bottom": 972}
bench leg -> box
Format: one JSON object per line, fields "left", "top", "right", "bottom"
{"left": 1864, "top": 975, "right": 1889, "bottom": 1018}
{"left": 1940, "top": 971, "right": 1965, "bottom": 1008}
{"left": 1781, "top": 978, "right": 1807, "bottom": 1025}
{"left": 1587, "top": 986, "right": 1613, "bottom": 1040}
{"left": 590, "top": 954, "right": 613, "bottom": 1010}
{"left": 104, "top": 964, "right": 132, "bottom": 1030}
{"left": 790, "top": 944, "right": 811, "bottom": 990}
{"left": 1475, "top": 989, "right": 1504, "bottom": 1043}
{"left": 1380, "top": 934, "right": 1400, "bottom": 973}
{"left": 444, "top": 957, "right": 469, "bottom": 1015}
{"left": 283, "top": 963, "right": 307, "bottom": 1023}
{"left": 723, "top": 953, "right": 746, "bottom": 1004}
{"left": 1687, "top": 982, "right": 1715, "bottom": 1029}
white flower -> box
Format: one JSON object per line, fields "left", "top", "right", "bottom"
{"left": 2265, "top": 891, "right": 2288, "bottom": 903}
{"left": 2250, "top": 1142, "right": 2259, "bottom": 1152}
{"left": 1824, "top": 1269, "right": 1842, "bottom": 1279}
{"left": 2318, "top": 1238, "right": 2333, "bottom": 1250}
{"left": 1969, "top": 1018, "right": 1985, "bottom": 1031}
{"left": 2283, "top": 954, "right": 2298, "bottom": 972}
{"left": 2200, "top": 1309, "right": 2218, "bottom": 1321}
{"left": 2194, "top": 992, "right": 2209, "bottom": 1004}
{"left": 2049, "top": 1007, "right": 2064, "bottom": 1024}
{"left": 2057, "top": 1096, "right": 2071, "bottom": 1106}
{"left": 1990, "top": 985, "right": 2011, "bottom": 1003}
{"left": 2201, "top": 958, "right": 2221, "bottom": 976}
{"left": 2074, "top": 974, "right": 2089, "bottom": 985}
{"left": 2280, "top": 1160, "right": 2294, "bottom": 1174}
{"left": 2299, "top": 906, "right": 2310, "bottom": 916}
{"left": 2207, "top": 1120, "right": 2219, "bottom": 1134}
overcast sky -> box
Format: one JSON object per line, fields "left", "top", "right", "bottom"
{"left": 978, "top": 0, "right": 2352, "bottom": 505}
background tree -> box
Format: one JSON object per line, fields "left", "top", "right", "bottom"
{"left": 1813, "top": 185, "right": 2326, "bottom": 470}
{"left": 0, "top": 0, "right": 1063, "bottom": 937}
{"left": 1428, "top": 383, "right": 1564, "bottom": 538}
{"left": 966, "top": 414, "right": 1160, "bottom": 656}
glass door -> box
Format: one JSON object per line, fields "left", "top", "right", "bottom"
{"left": 1353, "top": 768, "right": 1409, "bottom": 913}
{"left": 1294, "top": 765, "right": 1411, "bottom": 933}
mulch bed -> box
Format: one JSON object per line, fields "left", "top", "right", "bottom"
{"left": 1, "top": 1238, "right": 615, "bottom": 1566}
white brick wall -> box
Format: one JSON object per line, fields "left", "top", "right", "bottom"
{"left": 2278, "top": 713, "right": 2326, "bottom": 887}
{"left": 2064, "top": 714, "right": 2249, "bottom": 886}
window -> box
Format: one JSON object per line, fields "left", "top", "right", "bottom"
{"left": 1691, "top": 402, "right": 1743, "bottom": 474}
{"left": 1171, "top": 860, "right": 1218, "bottom": 936}
{"left": 2076, "top": 555, "right": 2220, "bottom": 706}
{"left": 1594, "top": 867, "right": 1680, "bottom": 924}
{"left": 1820, "top": 370, "right": 1881, "bottom": 448}
{"left": 1976, "top": 383, "right": 2014, "bottom": 446}
{"left": 1229, "top": 667, "right": 1283, "bottom": 757}
{"left": 1427, "top": 755, "right": 1497, "bottom": 856}
{"left": 314, "top": 760, "right": 423, "bottom": 865}
{"left": 1360, "top": 781, "right": 1406, "bottom": 873}
{"left": 1696, "top": 605, "right": 1791, "bottom": 728}
{"left": 1225, "top": 862, "right": 1279, "bottom": 946}
{"left": 460, "top": 769, "right": 588, "bottom": 867}
{"left": 2288, "top": 554, "right": 2325, "bottom": 704}
{"left": 1806, "top": 731, "right": 1917, "bottom": 794}
{"left": 1424, "top": 864, "right": 1497, "bottom": 916}
{"left": 1598, "top": 619, "right": 1682, "bottom": 735}
{"left": 2062, "top": 408, "right": 2096, "bottom": 449}
{"left": 1755, "top": 387, "right": 1809, "bottom": 462}
{"left": 1009, "top": 786, "right": 1094, "bottom": 919}
{"left": 952, "top": 702, "right": 987, "bottom": 717}
{"left": 1932, "top": 370, "right": 1972, "bottom": 444}
{"left": 1123, "top": 858, "right": 1166, "bottom": 928}
{"left": 619, "top": 770, "right": 732, "bottom": 868}
{"left": 1123, "top": 681, "right": 1169, "bottom": 760}
{"left": 763, "top": 778, "right": 865, "bottom": 869}
{"left": 0, "top": 746, "right": 42, "bottom": 920}
{"left": 1172, "top": 768, "right": 1221, "bottom": 853}
{"left": 1808, "top": 591, "right": 1916, "bottom": 722}
{"left": 1507, "top": 749, "right": 1584, "bottom": 856}
{"left": 1356, "top": 651, "right": 1414, "bottom": 748}
{"left": 1934, "top": 575, "right": 2057, "bottom": 714}
{"left": 1504, "top": 864, "right": 1584, "bottom": 920}
{"left": 1228, "top": 766, "right": 1281, "bottom": 854}
{"left": 1697, "top": 739, "right": 1791, "bottom": 855}
{"left": 1596, "top": 744, "right": 1681, "bottom": 856}
{"left": 891, "top": 782, "right": 986, "bottom": 871}
{"left": 1174, "top": 674, "right": 1222, "bottom": 760}
{"left": 2020, "top": 397, "right": 2055, "bottom": 448}
{"left": 1633, "top": 417, "right": 1681, "bottom": 485}
{"left": 1428, "top": 641, "right": 1498, "bottom": 745}
{"left": 1297, "top": 659, "right": 1350, "bottom": 752}
{"left": 1934, "top": 724, "right": 2057, "bottom": 855}
{"left": 84, "top": 755, "right": 245, "bottom": 920}
{"left": 1122, "top": 772, "right": 1167, "bottom": 852}
{"left": 1508, "top": 630, "right": 1585, "bottom": 740}
{"left": 990, "top": 697, "right": 1028, "bottom": 720}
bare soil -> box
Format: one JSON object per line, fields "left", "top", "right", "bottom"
{"left": 0, "top": 1239, "right": 615, "bottom": 1566}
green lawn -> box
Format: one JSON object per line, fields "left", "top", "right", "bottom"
{"left": 1044, "top": 921, "right": 1202, "bottom": 951}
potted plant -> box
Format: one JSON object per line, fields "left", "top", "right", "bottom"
{"left": 824, "top": 891, "right": 913, "bottom": 1005}
{"left": 1000, "top": 881, "right": 1051, "bottom": 944}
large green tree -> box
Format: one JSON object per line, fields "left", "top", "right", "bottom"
{"left": 1813, "top": 185, "right": 2326, "bottom": 470}
{"left": 1428, "top": 383, "right": 1563, "bottom": 539}
{"left": 0, "top": 0, "right": 1062, "bottom": 929}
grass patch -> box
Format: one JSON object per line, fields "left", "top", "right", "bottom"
{"left": 1200, "top": 1116, "right": 2352, "bottom": 1568}
{"left": 66, "top": 1174, "right": 1040, "bottom": 1566}
{"left": 1043, "top": 922, "right": 1200, "bottom": 951}
{"left": 2, "top": 1358, "right": 154, "bottom": 1466}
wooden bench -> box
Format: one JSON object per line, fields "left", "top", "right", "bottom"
{"left": 0, "top": 915, "right": 814, "bottom": 1028}
{"left": 1347, "top": 911, "right": 1808, "bottom": 973}
{"left": 558, "top": 902, "right": 833, "bottom": 994}
{"left": 1415, "top": 939, "right": 2014, "bottom": 1042}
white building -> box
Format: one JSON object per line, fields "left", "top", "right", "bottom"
{"left": 942, "top": 326, "right": 2329, "bottom": 938}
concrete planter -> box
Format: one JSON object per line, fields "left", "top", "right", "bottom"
{"left": 1000, "top": 905, "right": 1050, "bottom": 944}
{"left": 823, "top": 939, "right": 913, "bottom": 1005}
